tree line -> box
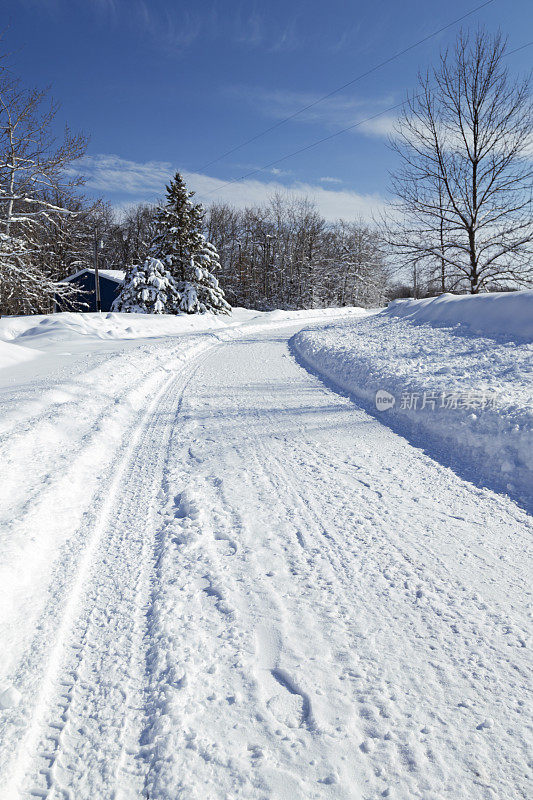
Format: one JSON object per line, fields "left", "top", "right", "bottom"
{"left": 104, "top": 194, "right": 388, "bottom": 311}
{"left": 204, "top": 197, "right": 386, "bottom": 309}
{"left": 1, "top": 28, "right": 531, "bottom": 316}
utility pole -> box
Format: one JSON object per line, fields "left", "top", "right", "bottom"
{"left": 438, "top": 179, "right": 446, "bottom": 294}
{"left": 93, "top": 229, "right": 102, "bottom": 312}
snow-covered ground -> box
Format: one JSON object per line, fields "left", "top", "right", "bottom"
{"left": 0, "top": 306, "right": 367, "bottom": 372}
{"left": 0, "top": 302, "right": 531, "bottom": 800}
{"left": 294, "top": 291, "right": 533, "bottom": 512}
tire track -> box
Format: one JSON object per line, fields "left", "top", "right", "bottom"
{"left": 3, "top": 346, "right": 217, "bottom": 800}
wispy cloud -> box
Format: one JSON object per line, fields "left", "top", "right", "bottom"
{"left": 224, "top": 3, "right": 301, "bottom": 52}
{"left": 91, "top": 0, "right": 120, "bottom": 18}
{"left": 134, "top": 1, "right": 204, "bottom": 52}
{"left": 234, "top": 5, "right": 265, "bottom": 47}
{"left": 328, "top": 26, "right": 360, "bottom": 55}
{"left": 225, "top": 85, "right": 398, "bottom": 138}
{"left": 319, "top": 176, "right": 343, "bottom": 184}
{"left": 68, "top": 154, "right": 174, "bottom": 195}
{"left": 20, "top": 0, "right": 307, "bottom": 55}
{"left": 270, "top": 16, "right": 301, "bottom": 53}
{"left": 72, "top": 153, "right": 388, "bottom": 222}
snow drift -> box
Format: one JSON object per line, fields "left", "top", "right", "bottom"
{"left": 293, "top": 292, "right": 533, "bottom": 511}
{"left": 0, "top": 340, "right": 39, "bottom": 370}
{"left": 386, "top": 290, "right": 533, "bottom": 340}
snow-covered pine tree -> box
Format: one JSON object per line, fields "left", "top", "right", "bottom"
{"left": 151, "top": 172, "right": 230, "bottom": 314}
{"left": 176, "top": 235, "right": 231, "bottom": 314}
{"left": 112, "top": 257, "right": 177, "bottom": 314}
{"left": 151, "top": 172, "right": 202, "bottom": 280}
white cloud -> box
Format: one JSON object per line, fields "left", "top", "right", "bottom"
{"left": 319, "top": 176, "right": 342, "bottom": 184}
{"left": 188, "top": 174, "right": 387, "bottom": 222}
{"left": 523, "top": 133, "right": 533, "bottom": 159}
{"left": 72, "top": 153, "right": 387, "bottom": 223}
{"left": 269, "top": 167, "right": 292, "bottom": 177}
{"left": 358, "top": 115, "right": 398, "bottom": 138}
{"left": 67, "top": 154, "right": 173, "bottom": 195}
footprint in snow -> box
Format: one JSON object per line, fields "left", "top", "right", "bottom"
{"left": 267, "top": 692, "right": 303, "bottom": 729}
{"left": 476, "top": 718, "right": 494, "bottom": 730}
{"left": 0, "top": 684, "right": 21, "bottom": 710}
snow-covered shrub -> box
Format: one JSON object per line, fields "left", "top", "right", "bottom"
{"left": 112, "top": 257, "right": 178, "bottom": 314}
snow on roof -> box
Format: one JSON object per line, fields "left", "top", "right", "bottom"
{"left": 63, "top": 268, "right": 126, "bottom": 284}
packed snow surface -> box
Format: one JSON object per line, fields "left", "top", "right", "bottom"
{"left": 0, "top": 305, "right": 531, "bottom": 800}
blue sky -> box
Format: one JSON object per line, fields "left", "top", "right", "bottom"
{"left": 7, "top": 0, "right": 533, "bottom": 220}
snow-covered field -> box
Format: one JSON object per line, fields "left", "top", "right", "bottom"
{"left": 0, "top": 301, "right": 531, "bottom": 800}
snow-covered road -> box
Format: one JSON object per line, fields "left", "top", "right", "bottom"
{"left": 1, "top": 321, "right": 531, "bottom": 800}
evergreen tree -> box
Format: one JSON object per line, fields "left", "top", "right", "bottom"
{"left": 151, "top": 172, "right": 230, "bottom": 314}
{"left": 176, "top": 235, "right": 231, "bottom": 314}
{"left": 112, "top": 257, "right": 177, "bottom": 314}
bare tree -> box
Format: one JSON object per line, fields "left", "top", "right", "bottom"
{"left": 102, "top": 203, "right": 155, "bottom": 269}
{"left": 205, "top": 195, "right": 387, "bottom": 310}
{"left": 326, "top": 220, "right": 388, "bottom": 307}
{"left": 384, "top": 29, "right": 532, "bottom": 293}
{"left": 0, "top": 70, "right": 88, "bottom": 314}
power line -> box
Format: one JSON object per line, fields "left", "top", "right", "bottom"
{"left": 196, "top": 0, "right": 497, "bottom": 173}
{"left": 506, "top": 40, "right": 533, "bottom": 55}
{"left": 196, "top": 39, "right": 533, "bottom": 202}
{"left": 197, "top": 99, "right": 409, "bottom": 199}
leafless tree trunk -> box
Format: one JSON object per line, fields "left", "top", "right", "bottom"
{"left": 383, "top": 29, "right": 532, "bottom": 294}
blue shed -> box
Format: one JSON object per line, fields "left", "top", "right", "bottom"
{"left": 57, "top": 269, "right": 125, "bottom": 312}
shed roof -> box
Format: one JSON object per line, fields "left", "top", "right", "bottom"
{"left": 63, "top": 268, "right": 125, "bottom": 284}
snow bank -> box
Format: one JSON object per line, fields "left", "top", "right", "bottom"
{"left": 386, "top": 290, "right": 533, "bottom": 340}
{"left": 0, "top": 310, "right": 241, "bottom": 351}
{"left": 0, "top": 340, "right": 39, "bottom": 370}
{"left": 293, "top": 310, "right": 533, "bottom": 510}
